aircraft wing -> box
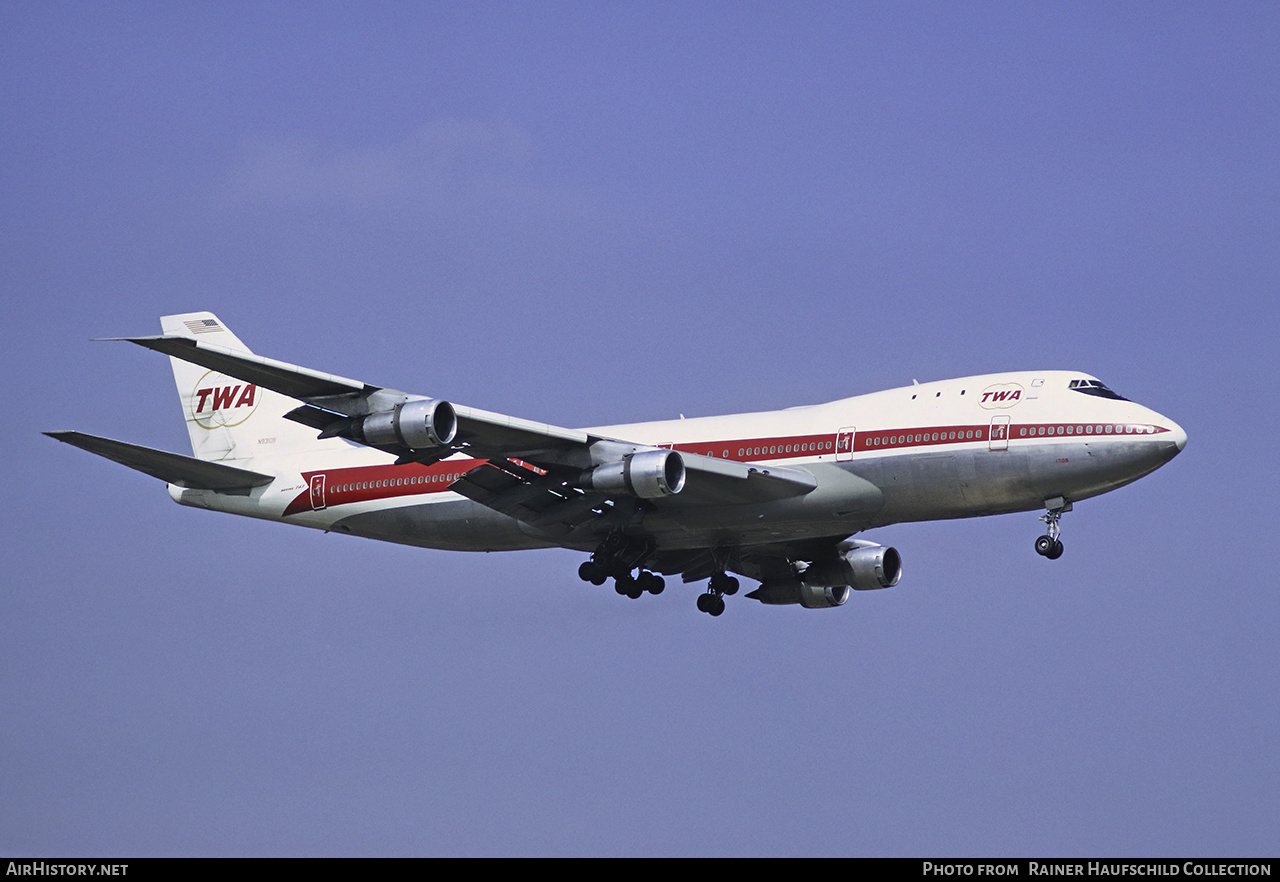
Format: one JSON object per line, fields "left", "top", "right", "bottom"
{"left": 124, "top": 333, "right": 818, "bottom": 511}
{"left": 115, "top": 334, "right": 371, "bottom": 400}
{"left": 119, "top": 334, "right": 590, "bottom": 454}
{"left": 45, "top": 431, "right": 274, "bottom": 491}
{"left": 668, "top": 451, "right": 817, "bottom": 504}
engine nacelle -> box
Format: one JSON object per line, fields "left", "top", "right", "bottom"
{"left": 801, "top": 543, "right": 902, "bottom": 591}
{"left": 799, "top": 583, "right": 851, "bottom": 608}
{"left": 747, "top": 580, "right": 851, "bottom": 608}
{"left": 583, "top": 449, "right": 686, "bottom": 499}
{"left": 350, "top": 398, "right": 457, "bottom": 450}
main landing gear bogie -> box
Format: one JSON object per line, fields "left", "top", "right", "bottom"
{"left": 577, "top": 536, "right": 742, "bottom": 616}
{"left": 696, "top": 592, "right": 726, "bottom": 616}
{"left": 578, "top": 560, "right": 666, "bottom": 598}
{"left": 613, "top": 571, "right": 666, "bottom": 599}
{"left": 579, "top": 558, "right": 741, "bottom": 616}
{"left": 695, "top": 571, "right": 739, "bottom": 617}
{"left": 578, "top": 535, "right": 665, "bottom": 600}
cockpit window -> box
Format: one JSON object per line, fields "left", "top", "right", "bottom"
{"left": 1069, "top": 379, "right": 1129, "bottom": 401}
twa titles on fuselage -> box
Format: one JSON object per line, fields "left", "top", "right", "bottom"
{"left": 47, "top": 313, "right": 1186, "bottom": 617}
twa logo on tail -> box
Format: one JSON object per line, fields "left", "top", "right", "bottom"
{"left": 190, "top": 371, "right": 260, "bottom": 428}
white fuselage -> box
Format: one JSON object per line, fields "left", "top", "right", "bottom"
{"left": 169, "top": 370, "right": 1186, "bottom": 554}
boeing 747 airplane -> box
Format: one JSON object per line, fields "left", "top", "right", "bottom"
{"left": 48, "top": 312, "right": 1186, "bottom": 616}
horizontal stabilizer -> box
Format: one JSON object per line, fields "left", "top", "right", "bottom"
{"left": 45, "top": 431, "right": 275, "bottom": 491}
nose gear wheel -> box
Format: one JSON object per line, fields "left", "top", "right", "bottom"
{"left": 1035, "top": 498, "right": 1070, "bottom": 560}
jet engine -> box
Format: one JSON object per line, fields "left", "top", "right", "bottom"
{"left": 802, "top": 543, "right": 902, "bottom": 591}
{"left": 798, "top": 583, "right": 851, "bottom": 609}
{"left": 746, "top": 580, "right": 852, "bottom": 608}
{"left": 348, "top": 398, "right": 457, "bottom": 450}
{"left": 582, "top": 449, "right": 686, "bottom": 499}
{"left": 748, "top": 541, "right": 902, "bottom": 608}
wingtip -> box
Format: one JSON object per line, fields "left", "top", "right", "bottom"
{"left": 91, "top": 335, "right": 178, "bottom": 345}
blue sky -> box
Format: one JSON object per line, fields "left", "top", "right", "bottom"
{"left": 3, "top": 2, "right": 1277, "bottom": 856}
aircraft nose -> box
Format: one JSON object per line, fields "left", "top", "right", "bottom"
{"left": 1167, "top": 420, "right": 1187, "bottom": 453}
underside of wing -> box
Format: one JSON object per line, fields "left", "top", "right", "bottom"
{"left": 635, "top": 534, "right": 841, "bottom": 583}
{"left": 451, "top": 459, "right": 612, "bottom": 540}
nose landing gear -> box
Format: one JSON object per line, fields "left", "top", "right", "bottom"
{"left": 1035, "top": 497, "right": 1071, "bottom": 560}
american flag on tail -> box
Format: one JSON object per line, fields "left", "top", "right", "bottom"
{"left": 184, "top": 318, "right": 222, "bottom": 335}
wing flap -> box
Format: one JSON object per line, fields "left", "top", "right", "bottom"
{"left": 452, "top": 462, "right": 608, "bottom": 538}
{"left": 46, "top": 431, "right": 274, "bottom": 491}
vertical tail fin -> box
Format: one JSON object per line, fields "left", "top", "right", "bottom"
{"left": 160, "top": 312, "right": 330, "bottom": 463}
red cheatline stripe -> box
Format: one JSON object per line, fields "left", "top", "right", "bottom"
{"left": 282, "top": 422, "right": 1169, "bottom": 515}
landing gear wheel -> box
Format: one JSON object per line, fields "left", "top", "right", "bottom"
{"left": 638, "top": 571, "right": 665, "bottom": 595}
{"left": 709, "top": 573, "right": 739, "bottom": 596}
{"left": 697, "top": 592, "right": 726, "bottom": 615}
{"left": 1035, "top": 499, "right": 1070, "bottom": 561}
{"left": 615, "top": 574, "right": 643, "bottom": 599}
{"left": 1035, "top": 535, "right": 1066, "bottom": 558}
{"left": 578, "top": 561, "right": 607, "bottom": 585}
{"left": 698, "top": 569, "right": 738, "bottom": 615}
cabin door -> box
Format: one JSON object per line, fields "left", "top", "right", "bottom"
{"left": 836, "top": 427, "right": 857, "bottom": 461}
{"left": 988, "top": 416, "right": 1010, "bottom": 451}
{"left": 309, "top": 474, "right": 327, "bottom": 510}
